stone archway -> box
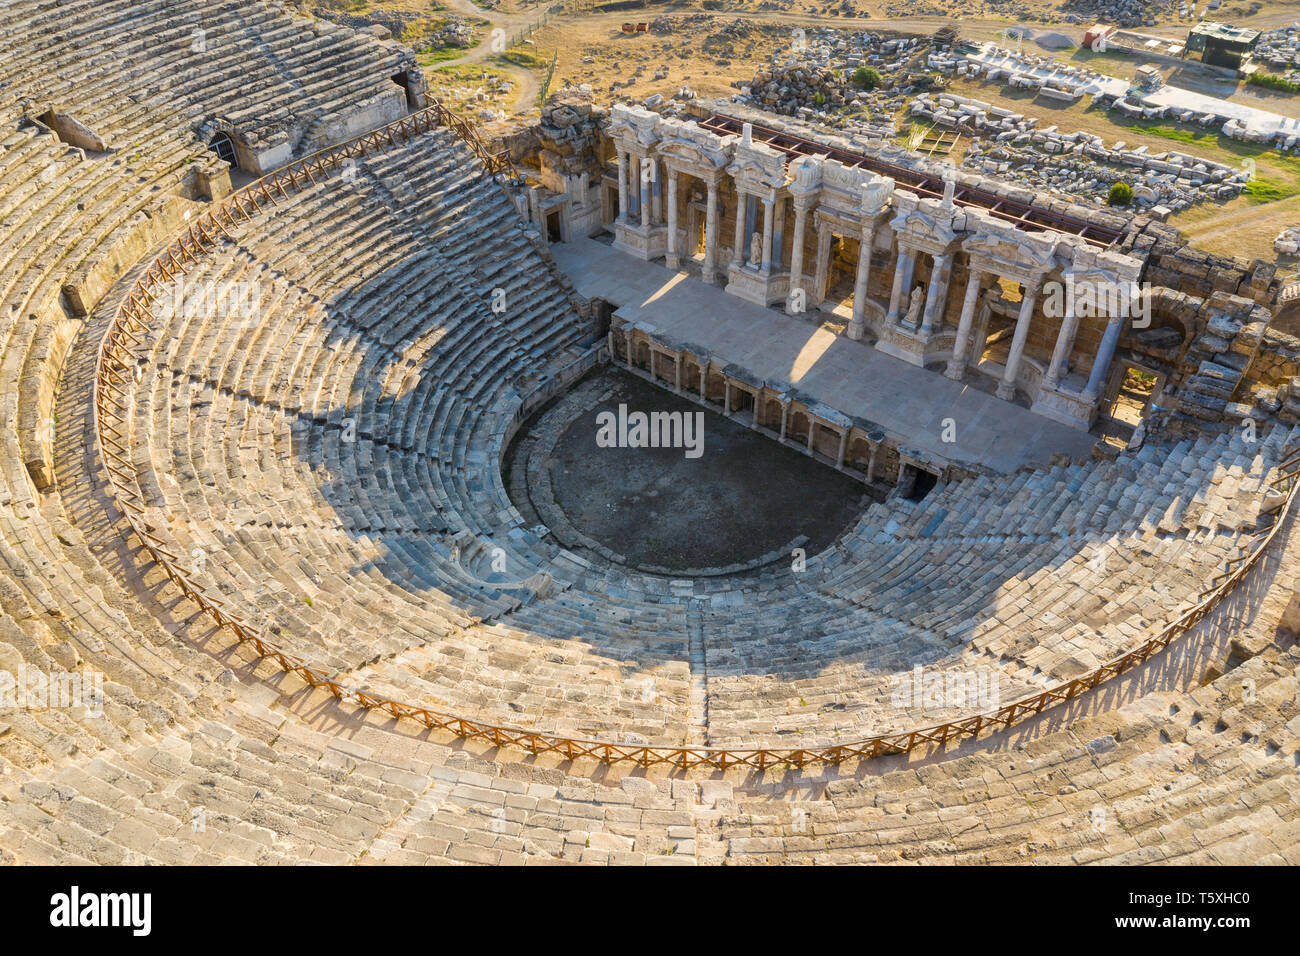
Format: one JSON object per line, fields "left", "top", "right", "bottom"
{"left": 209, "top": 132, "right": 239, "bottom": 169}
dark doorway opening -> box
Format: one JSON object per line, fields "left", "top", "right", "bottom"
{"left": 209, "top": 133, "right": 238, "bottom": 168}
{"left": 901, "top": 464, "right": 938, "bottom": 501}
{"left": 391, "top": 71, "right": 419, "bottom": 109}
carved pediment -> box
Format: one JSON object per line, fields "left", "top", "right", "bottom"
{"left": 1061, "top": 240, "right": 1144, "bottom": 285}
{"left": 727, "top": 155, "right": 787, "bottom": 191}
{"left": 860, "top": 174, "right": 894, "bottom": 217}
{"left": 963, "top": 235, "right": 1059, "bottom": 280}
{"left": 727, "top": 125, "right": 787, "bottom": 191}
{"left": 890, "top": 195, "right": 961, "bottom": 249}
{"left": 961, "top": 209, "right": 1060, "bottom": 275}
{"left": 607, "top": 103, "right": 661, "bottom": 149}
{"left": 791, "top": 156, "right": 823, "bottom": 192}
{"left": 656, "top": 117, "right": 734, "bottom": 170}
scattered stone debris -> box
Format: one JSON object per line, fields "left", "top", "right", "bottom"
{"left": 1054, "top": 0, "right": 1166, "bottom": 29}
{"left": 1255, "top": 25, "right": 1300, "bottom": 80}
{"left": 1275, "top": 227, "right": 1300, "bottom": 256}
{"left": 432, "top": 18, "right": 474, "bottom": 50}
{"left": 309, "top": 6, "right": 419, "bottom": 39}
{"left": 910, "top": 90, "right": 1246, "bottom": 212}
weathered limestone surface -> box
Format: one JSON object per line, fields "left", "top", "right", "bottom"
{"left": 0, "top": 1, "right": 1296, "bottom": 867}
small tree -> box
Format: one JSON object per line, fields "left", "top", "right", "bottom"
{"left": 852, "top": 66, "right": 881, "bottom": 91}
{"left": 538, "top": 50, "right": 558, "bottom": 106}
{"left": 812, "top": 91, "right": 827, "bottom": 108}
{"left": 1108, "top": 182, "right": 1134, "bottom": 206}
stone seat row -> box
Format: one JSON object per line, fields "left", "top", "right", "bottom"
{"left": 0, "top": 0, "right": 1294, "bottom": 858}
{"left": 0, "top": 0, "right": 416, "bottom": 158}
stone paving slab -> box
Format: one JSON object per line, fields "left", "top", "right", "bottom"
{"left": 553, "top": 238, "right": 1098, "bottom": 474}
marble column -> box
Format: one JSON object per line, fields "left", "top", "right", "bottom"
{"left": 665, "top": 169, "right": 679, "bottom": 270}
{"left": 788, "top": 203, "right": 809, "bottom": 308}
{"left": 639, "top": 157, "right": 652, "bottom": 226}
{"left": 996, "top": 283, "right": 1039, "bottom": 402}
{"left": 780, "top": 402, "right": 790, "bottom": 440}
{"left": 945, "top": 269, "right": 983, "bottom": 380}
{"left": 836, "top": 429, "right": 849, "bottom": 467}
{"left": 919, "top": 252, "right": 952, "bottom": 336}
{"left": 703, "top": 180, "right": 719, "bottom": 285}
{"left": 760, "top": 198, "right": 775, "bottom": 275}
{"left": 624, "top": 328, "right": 635, "bottom": 368}
{"left": 847, "top": 225, "right": 875, "bottom": 341}
{"left": 698, "top": 362, "right": 708, "bottom": 400}
{"left": 1044, "top": 297, "right": 1082, "bottom": 390}
{"left": 814, "top": 221, "right": 833, "bottom": 303}
{"left": 806, "top": 420, "right": 818, "bottom": 454}
{"left": 745, "top": 194, "right": 758, "bottom": 256}
{"left": 724, "top": 380, "right": 732, "bottom": 414}
{"left": 886, "top": 249, "right": 914, "bottom": 325}
{"left": 650, "top": 158, "right": 661, "bottom": 224}
{"left": 970, "top": 304, "right": 993, "bottom": 373}
{"left": 649, "top": 349, "right": 657, "bottom": 383}
{"left": 674, "top": 355, "right": 682, "bottom": 392}
{"left": 752, "top": 392, "right": 761, "bottom": 429}
{"left": 733, "top": 189, "right": 747, "bottom": 267}
{"left": 772, "top": 198, "right": 785, "bottom": 271}
{"left": 1084, "top": 314, "right": 1126, "bottom": 400}
{"left": 616, "top": 149, "right": 628, "bottom": 224}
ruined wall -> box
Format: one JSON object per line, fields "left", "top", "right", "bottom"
{"left": 535, "top": 91, "right": 608, "bottom": 192}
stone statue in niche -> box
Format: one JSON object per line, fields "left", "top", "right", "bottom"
{"left": 749, "top": 230, "right": 762, "bottom": 268}
{"left": 905, "top": 283, "right": 925, "bottom": 327}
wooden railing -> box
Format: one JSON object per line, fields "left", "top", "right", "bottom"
{"left": 426, "top": 98, "right": 515, "bottom": 179}
{"left": 93, "top": 107, "right": 1300, "bottom": 771}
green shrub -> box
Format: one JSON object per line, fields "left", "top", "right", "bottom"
{"left": 852, "top": 66, "right": 881, "bottom": 90}
{"left": 1108, "top": 182, "right": 1134, "bottom": 206}
{"left": 1247, "top": 71, "right": 1300, "bottom": 93}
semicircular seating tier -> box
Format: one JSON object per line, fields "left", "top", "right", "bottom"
{"left": 0, "top": 0, "right": 1296, "bottom": 865}
{"left": 114, "top": 124, "right": 1295, "bottom": 750}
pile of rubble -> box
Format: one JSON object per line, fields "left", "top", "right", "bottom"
{"left": 309, "top": 5, "right": 420, "bottom": 39}
{"left": 962, "top": 138, "right": 1238, "bottom": 213}
{"left": 912, "top": 91, "right": 1245, "bottom": 212}
{"left": 534, "top": 90, "right": 607, "bottom": 186}
{"left": 1055, "top": 0, "right": 1166, "bottom": 28}
{"left": 1254, "top": 25, "right": 1300, "bottom": 71}
{"left": 1275, "top": 227, "right": 1300, "bottom": 256}
{"left": 731, "top": 29, "right": 937, "bottom": 136}
{"left": 747, "top": 65, "right": 855, "bottom": 113}
{"left": 740, "top": 63, "right": 904, "bottom": 137}
{"left": 429, "top": 18, "right": 474, "bottom": 50}
{"left": 776, "top": 28, "right": 930, "bottom": 76}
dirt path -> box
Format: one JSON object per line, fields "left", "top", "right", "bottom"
{"left": 433, "top": 0, "right": 541, "bottom": 113}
